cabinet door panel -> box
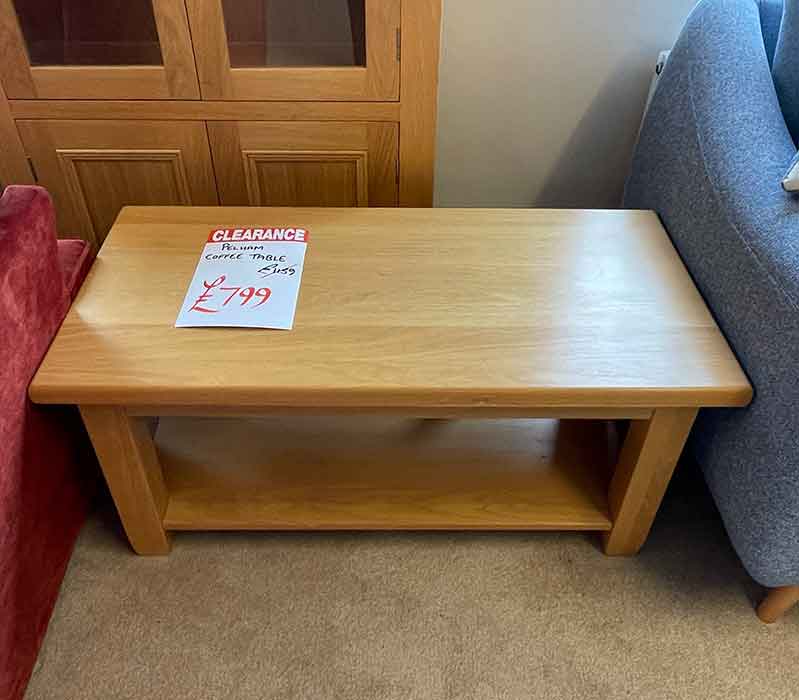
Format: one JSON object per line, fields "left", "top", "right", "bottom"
{"left": 186, "top": 0, "right": 399, "bottom": 101}
{"left": 208, "top": 121, "right": 397, "bottom": 207}
{"left": 243, "top": 151, "right": 368, "bottom": 207}
{"left": 18, "top": 120, "right": 218, "bottom": 248}
{"left": 0, "top": 0, "right": 198, "bottom": 99}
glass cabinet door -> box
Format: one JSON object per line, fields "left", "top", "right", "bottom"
{"left": 0, "top": 0, "right": 198, "bottom": 98}
{"left": 222, "top": 0, "right": 365, "bottom": 68}
{"left": 187, "top": 0, "right": 400, "bottom": 101}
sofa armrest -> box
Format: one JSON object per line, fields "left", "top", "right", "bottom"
{"left": 0, "top": 186, "right": 70, "bottom": 410}
{"left": 624, "top": 0, "right": 799, "bottom": 587}
{"left": 0, "top": 186, "right": 94, "bottom": 700}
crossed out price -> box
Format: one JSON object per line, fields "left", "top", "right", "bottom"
{"left": 189, "top": 275, "right": 271, "bottom": 314}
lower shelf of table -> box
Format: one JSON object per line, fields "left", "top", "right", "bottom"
{"left": 154, "top": 417, "right": 618, "bottom": 532}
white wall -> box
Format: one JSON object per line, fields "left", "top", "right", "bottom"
{"left": 434, "top": 0, "right": 698, "bottom": 208}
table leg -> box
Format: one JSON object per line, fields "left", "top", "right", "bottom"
{"left": 757, "top": 586, "right": 799, "bottom": 623}
{"left": 79, "top": 406, "right": 171, "bottom": 555}
{"left": 603, "top": 407, "right": 698, "bottom": 556}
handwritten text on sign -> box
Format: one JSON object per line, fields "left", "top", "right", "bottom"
{"left": 175, "top": 227, "right": 309, "bottom": 330}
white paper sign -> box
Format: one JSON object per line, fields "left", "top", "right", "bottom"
{"left": 176, "top": 227, "right": 309, "bottom": 330}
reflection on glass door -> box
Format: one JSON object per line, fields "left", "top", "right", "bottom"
{"left": 221, "top": 0, "right": 366, "bottom": 68}
{"left": 12, "top": 0, "right": 163, "bottom": 66}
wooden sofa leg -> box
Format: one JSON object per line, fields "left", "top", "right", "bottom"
{"left": 757, "top": 586, "right": 799, "bottom": 623}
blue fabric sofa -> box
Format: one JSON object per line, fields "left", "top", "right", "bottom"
{"left": 625, "top": 0, "right": 799, "bottom": 621}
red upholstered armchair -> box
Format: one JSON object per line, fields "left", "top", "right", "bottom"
{"left": 0, "top": 186, "right": 95, "bottom": 700}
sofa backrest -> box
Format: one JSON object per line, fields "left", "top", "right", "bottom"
{"left": 772, "top": 0, "right": 799, "bottom": 142}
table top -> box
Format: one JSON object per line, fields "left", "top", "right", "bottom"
{"left": 30, "top": 207, "right": 752, "bottom": 410}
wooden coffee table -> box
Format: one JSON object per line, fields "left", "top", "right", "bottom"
{"left": 30, "top": 207, "right": 752, "bottom": 556}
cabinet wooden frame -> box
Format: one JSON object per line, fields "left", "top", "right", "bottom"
{"left": 185, "top": 0, "right": 401, "bottom": 101}
{"left": 399, "top": 0, "right": 441, "bottom": 207}
{"left": 0, "top": 80, "right": 33, "bottom": 186}
{"left": 9, "top": 100, "right": 401, "bottom": 122}
{"left": 241, "top": 149, "right": 369, "bottom": 207}
{"left": 208, "top": 120, "right": 399, "bottom": 207}
{"left": 0, "top": 0, "right": 199, "bottom": 99}
{"left": 57, "top": 147, "right": 194, "bottom": 237}
{"left": 16, "top": 119, "right": 218, "bottom": 248}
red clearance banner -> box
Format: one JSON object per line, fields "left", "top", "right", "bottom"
{"left": 208, "top": 227, "right": 310, "bottom": 243}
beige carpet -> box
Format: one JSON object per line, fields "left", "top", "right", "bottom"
{"left": 25, "top": 469, "right": 798, "bottom": 700}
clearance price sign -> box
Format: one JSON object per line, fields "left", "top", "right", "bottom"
{"left": 176, "top": 227, "right": 309, "bottom": 330}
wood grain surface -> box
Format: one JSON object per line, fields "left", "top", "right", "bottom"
{"left": 17, "top": 121, "right": 218, "bottom": 247}
{"left": 80, "top": 406, "right": 171, "bottom": 554}
{"left": 157, "top": 417, "right": 615, "bottom": 531}
{"left": 602, "top": 407, "right": 698, "bottom": 555}
{"left": 9, "top": 99, "right": 401, "bottom": 122}
{"left": 30, "top": 207, "right": 752, "bottom": 410}
{"left": 208, "top": 121, "right": 398, "bottom": 207}
{"left": 399, "top": 0, "right": 442, "bottom": 206}
{"left": 0, "top": 80, "right": 34, "bottom": 185}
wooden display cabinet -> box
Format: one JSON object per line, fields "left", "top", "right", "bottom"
{"left": 188, "top": 0, "right": 400, "bottom": 101}
{"left": 0, "top": 0, "right": 440, "bottom": 249}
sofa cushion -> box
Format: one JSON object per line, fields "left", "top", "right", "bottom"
{"left": 773, "top": 0, "right": 799, "bottom": 142}
{"left": 57, "top": 239, "right": 92, "bottom": 300}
